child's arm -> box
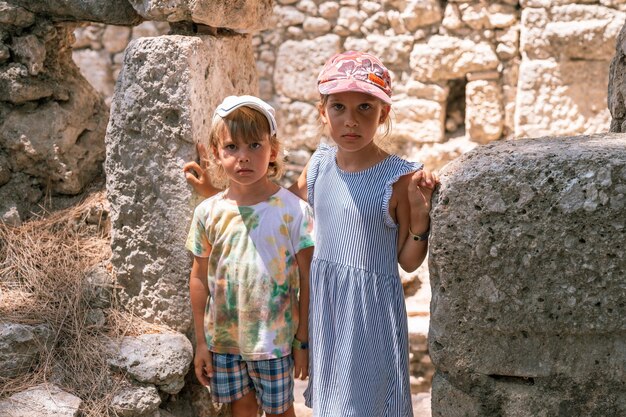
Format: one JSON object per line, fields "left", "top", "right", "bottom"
{"left": 396, "top": 170, "right": 439, "bottom": 272}
{"left": 189, "top": 255, "right": 212, "bottom": 386}
{"left": 287, "top": 161, "right": 309, "bottom": 202}
{"left": 293, "top": 246, "right": 313, "bottom": 380}
{"left": 183, "top": 143, "right": 222, "bottom": 198}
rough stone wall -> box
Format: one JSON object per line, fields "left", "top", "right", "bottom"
{"left": 257, "top": 0, "right": 625, "bottom": 170}
{"left": 428, "top": 133, "right": 626, "bottom": 416}
{"left": 72, "top": 1, "right": 626, "bottom": 175}
{"left": 0, "top": 2, "right": 115, "bottom": 225}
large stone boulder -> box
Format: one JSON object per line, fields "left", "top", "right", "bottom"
{"left": 105, "top": 34, "right": 258, "bottom": 331}
{"left": 429, "top": 133, "right": 626, "bottom": 416}
{"left": 106, "top": 333, "right": 193, "bottom": 395}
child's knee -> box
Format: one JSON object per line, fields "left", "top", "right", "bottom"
{"left": 266, "top": 404, "right": 296, "bottom": 417}
{"left": 231, "top": 390, "right": 260, "bottom": 417}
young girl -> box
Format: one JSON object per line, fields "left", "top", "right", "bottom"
{"left": 185, "top": 53, "right": 438, "bottom": 417}
{"left": 186, "top": 95, "right": 314, "bottom": 417}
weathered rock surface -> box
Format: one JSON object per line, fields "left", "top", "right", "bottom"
{"left": 274, "top": 34, "right": 341, "bottom": 103}
{"left": 610, "top": 11, "right": 626, "bottom": 132}
{"left": 127, "top": 0, "right": 273, "bottom": 32}
{"left": 410, "top": 35, "right": 500, "bottom": 82}
{"left": 110, "top": 383, "right": 161, "bottom": 417}
{"left": 107, "top": 333, "right": 193, "bottom": 395}
{"left": 6, "top": 0, "right": 142, "bottom": 25}
{"left": 515, "top": 59, "right": 612, "bottom": 139}
{"left": 0, "top": 384, "right": 82, "bottom": 417}
{"left": 0, "top": 323, "right": 52, "bottom": 378}
{"left": 0, "top": 17, "right": 108, "bottom": 224}
{"left": 429, "top": 133, "right": 626, "bottom": 416}
{"left": 105, "top": 34, "right": 257, "bottom": 331}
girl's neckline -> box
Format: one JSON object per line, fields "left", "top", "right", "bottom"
{"left": 219, "top": 187, "right": 282, "bottom": 207}
{"left": 333, "top": 148, "right": 394, "bottom": 175}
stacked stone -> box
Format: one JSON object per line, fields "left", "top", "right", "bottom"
{"left": 517, "top": 1, "right": 625, "bottom": 139}
{"left": 256, "top": 0, "right": 625, "bottom": 170}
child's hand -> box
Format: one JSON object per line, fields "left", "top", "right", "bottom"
{"left": 407, "top": 169, "right": 439, "bottom": 217}
{"left": 293, "top": 348, "right": 309, "bottom": 380}
{"left": 183, "top": 142, "right": 214, "bottom": 197}
{"left": 194, "top": 347, "right": 213, "bottom": 386}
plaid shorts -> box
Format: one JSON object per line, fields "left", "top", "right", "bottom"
{"left": 210, "top": 352, "right": 294, "bottom": 414}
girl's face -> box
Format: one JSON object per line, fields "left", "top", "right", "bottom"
{"left": 320, "top": 91, "right": 390, "bottom": 153}
{"left": 213, "top": 128, "right": 277, "bottom": 187}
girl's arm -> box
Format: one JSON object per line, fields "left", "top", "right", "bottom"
{"left": 189, "top": 254, "right": 212, "bottom": 385}
{"left": 395, "top": 170, "right": 439, "bottom": 272}
{"left": 287, "top": 160, "right": 309, "bottom": 202}
{"left": 293, "top": 246, "right": 313, "bottom": 380}
{"left": 183, "top": 143, "right": 222, "bottom": 198}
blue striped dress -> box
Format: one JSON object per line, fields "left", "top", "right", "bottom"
{"left": 303, "top": 144, "right": 421, "bottom": 417}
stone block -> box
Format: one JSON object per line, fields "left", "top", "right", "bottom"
{"left": 410, "top": 35, "right": 499, "bottom": 82}
{"left": 105, "top": 34, "right": 258, "bottom": 331}
{"left": 7, "top": 0, "right": 142, "bottom": 25}
{"left": 515, "top": 59, "right": 611, "bottom": 138}
{"left": 465, "top": 79, "right": 503, "bottom": 144}
{"left": 429, "top": 134, "right": 626, "bottom": 416}
{"left": 521, "top": 5, "right": 625, "bottom": 61}
{"left": 274, "top": 34, "right": 340, "bottom": 102}
{"left": 392, "top": 97, "right": 446, "bottom": 143}
{"left": 127, "top": 0, "right": 273, "bottom": 32}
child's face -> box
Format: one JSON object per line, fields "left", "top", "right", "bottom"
{"left": 320, "top": 91, "right": 390, "bottom": 152}
{"left": 213, "top": 128, "right": 277, "bottom": 187}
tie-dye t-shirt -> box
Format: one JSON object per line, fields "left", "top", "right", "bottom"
{"left": 186, "top": 187, "right": 314, "bottom": 360}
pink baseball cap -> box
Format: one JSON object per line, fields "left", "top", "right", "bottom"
{"left": 317, "top": 51, "right": 392, "bottom": 104}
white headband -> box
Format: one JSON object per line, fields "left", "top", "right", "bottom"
{"left": 214, "top": 95, "right": 277, "bottom": 137}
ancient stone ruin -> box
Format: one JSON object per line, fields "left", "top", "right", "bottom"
{"left": 1, "top": 0, "right": 625, "bottom": 416}
{"left": 429, "top": 133, "right": 626, "bottom": 416}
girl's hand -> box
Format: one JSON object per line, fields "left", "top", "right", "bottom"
{"left": 194, "top": 347, "right": 213, "bottom": 386}
{"left": 408, "top": 169, "right": 439, "bottom": 218}
{"left": 293, "top": 348, "right": 309, "bottom": 380}
{"left": 183, "top": 142, "right": 215, "bottom": 197}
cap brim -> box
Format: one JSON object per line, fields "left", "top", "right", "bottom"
{"left": 318, "top": 79, "right": 392, "bottom": 105}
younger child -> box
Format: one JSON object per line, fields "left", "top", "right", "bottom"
{"left": 187, "top": 95, "right": 314, "bottom": 417}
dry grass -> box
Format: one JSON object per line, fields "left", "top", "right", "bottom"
{"left": 0, "top": 190, "right": 139, "bottom": 416}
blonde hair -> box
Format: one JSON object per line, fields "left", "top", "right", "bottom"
{"left": 206, "top": 106, "right": 284, "bottom": 187}
{"left": 318, "top": 94, "right": 393, "bottom": 149}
